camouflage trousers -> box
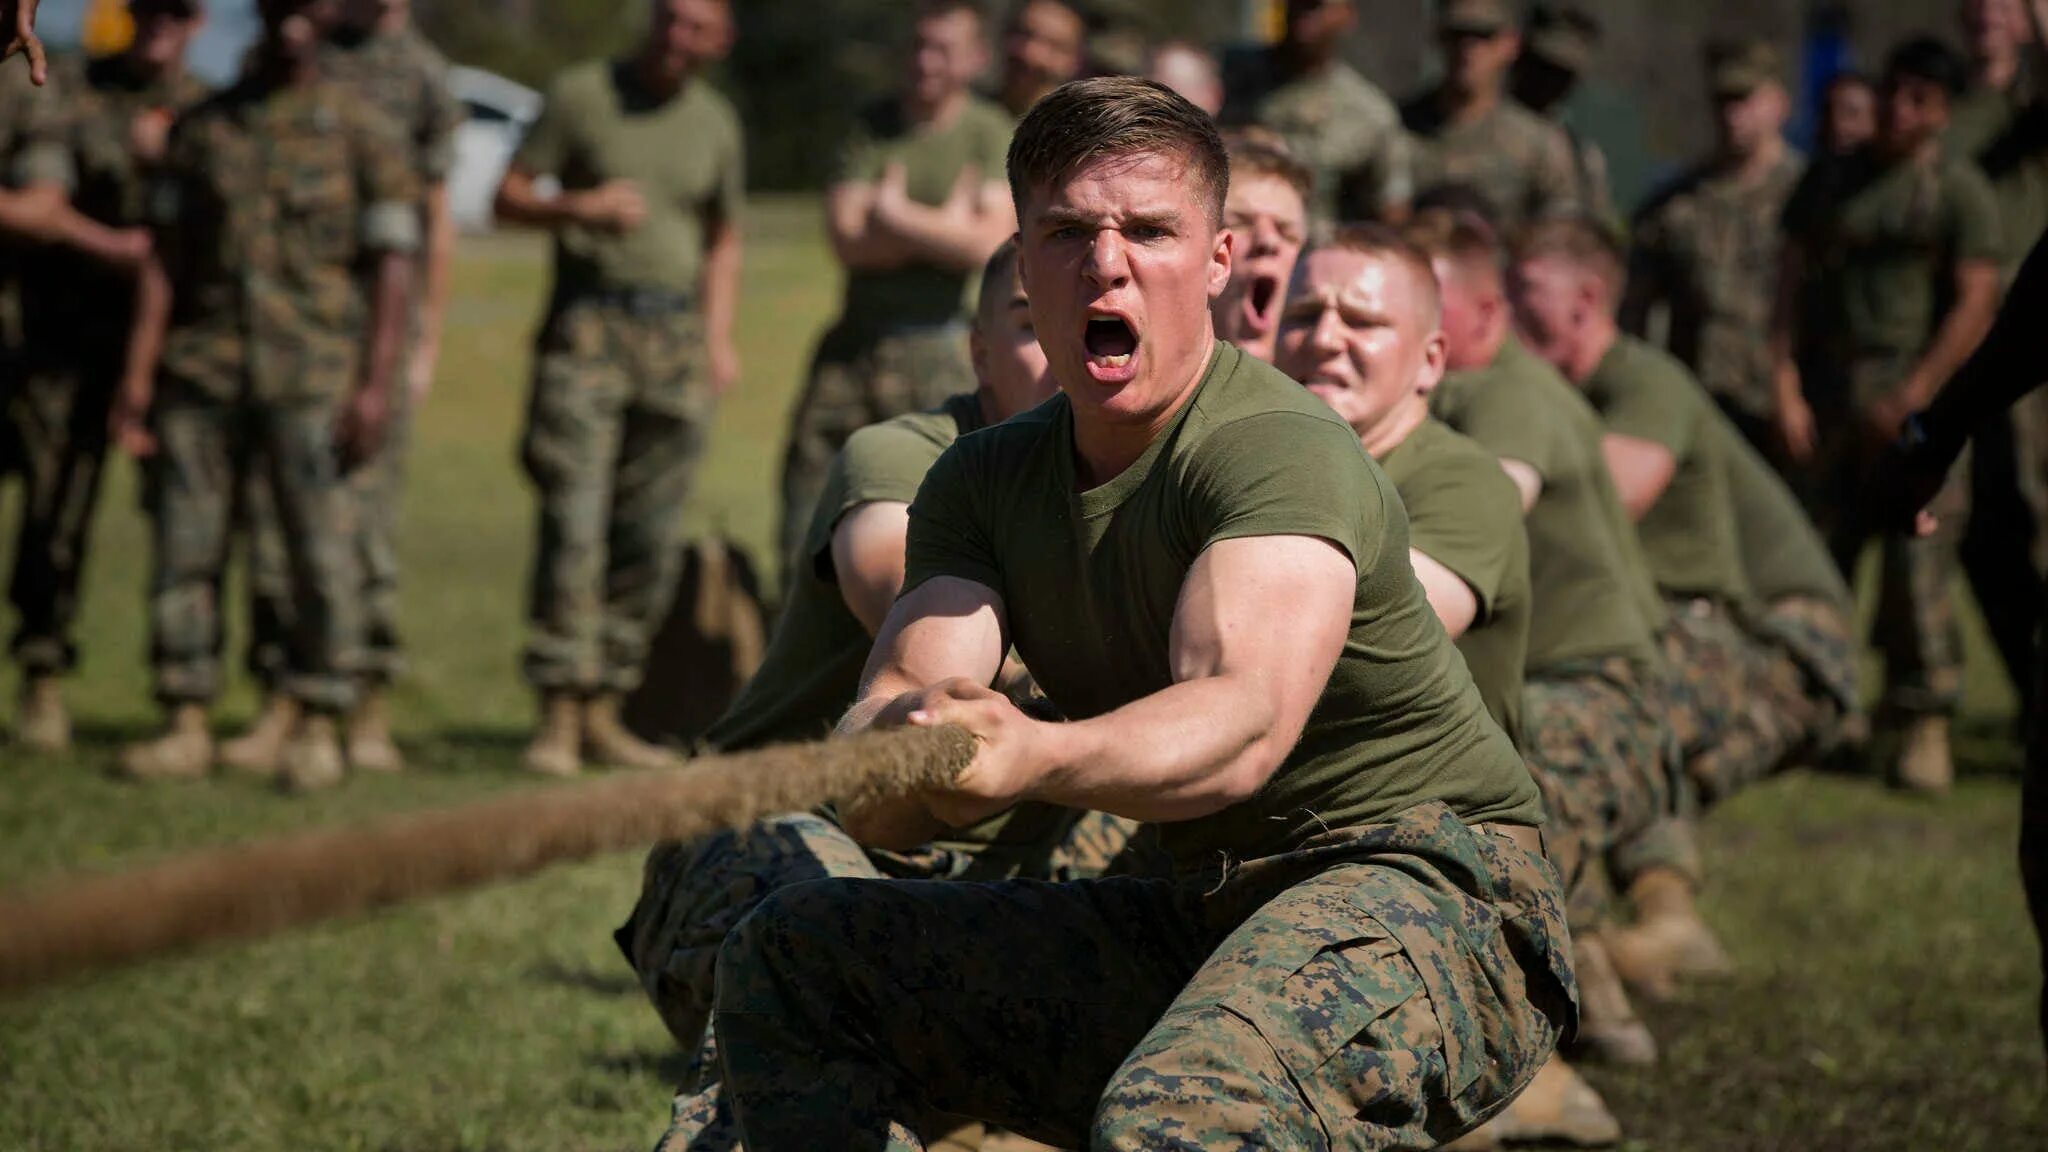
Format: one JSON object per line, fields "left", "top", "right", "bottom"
{"left": 1658, "top": 597, "right": 1786, "bottom": 800}
{"left": 1687, "top": 598, "right": 1863, "bottom": 803}
{"left": 1523, "top": 657, "right": 1687, "bottom": 930}
{"left": 146, "top": 380, "right": 362, "bottom": 714}
{"left": 630, "top": 808, "right": 1149, "bottom": 1150}
{"left": 1811, "top": 429, "right": 1970, "bottom": 716}
{"left": 711, "top": 803, "right": 1575, "bottom": 1151}
{"left": 2, "top": 350, "right": 115, "bottom": 676}
{"left": 520, "top": 301, "right": 714, "bottom": 695}
{"left": 243, "top": 390, "right": 411, "bottom": 689}
{"left": 776, "top": 321, "right": 973, "bottom": 581}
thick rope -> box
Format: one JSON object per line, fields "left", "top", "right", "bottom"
{"left": 0, "top": 725, "right": 975, "bottom": 997}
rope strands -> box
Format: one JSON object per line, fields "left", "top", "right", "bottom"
{"left": 0, "top": 725, "right": 976, "bottom": 997}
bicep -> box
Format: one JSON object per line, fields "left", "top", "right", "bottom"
{"left": 1170, "top": 535, "right": 1355, "bottom": 732}
{"left": 1955, "top": 259, "right": 2002, "bottom": 309}
{"left": 1499, "top": 458, "right": 1543, "bottom": 512}
{"left": 1601, "top": 434, "right": 1677, "bottom": 520}
{"left": 1410, "top": 549, "right": 1479, "bottom": 640}
{"left": 826, "top": 182, "right": 874, "bottom": 244}
{"left": 857, "top": 575, "right": 1008, "bottom": 702}
{"left": 830, "top": 501, "right": 911, "bottom": 637}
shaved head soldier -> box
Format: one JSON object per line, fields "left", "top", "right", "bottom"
{"left": 1221, "top": 0, "right": 1413, "bottom": 236}
{"left": 1209, "top": 131, "right": 1310, "bottom": 365}
{"left": 776, "top": 0, "right": 1015, "bottom": 586}
{"left": 112, "top": 0, "right": 419, "bottom": 788}
{"left": 1623, "top": 41, "right": 1805, "bottom": 458}
{"left": 712, "top": 77, "right": 1571, "bottom": 1149}
{"left": 1, "top": 0, "right": 207, "bottom": 752}
{"left": 1403, "top": 0, "right": 1581, "bottom": 232}
{"left": 1145, "top": 39, "right": 1223, "bottom": 118}
{"left": 495, "top": 0, "right": 744, "bottom": 778}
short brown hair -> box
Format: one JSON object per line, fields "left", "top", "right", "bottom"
{"left": 1511, "top": 213, "right": 1626, "bottom": 297}
{"left": 1321, "top": 222, "right": 1442, "bottom": 328}
{"left": 1402, "top": 206, "right": 1504, "bottom": 286}
{"left": 1223, "top": 130, "right": 1313, "bottom": 204}
{"left": 1007, "top": 76, "right": 1230, "bottom": 225}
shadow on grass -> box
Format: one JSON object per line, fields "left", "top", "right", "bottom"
{"left": 530, "top": 958, "right": 640, "bottom": 998}
{"left": 593, "top": 1047, "right": 696, "bottom": 1087}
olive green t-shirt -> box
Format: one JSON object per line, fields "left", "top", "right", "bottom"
{"left": 1431, "top": 337, "right": 1665, "bottom": 671}
{"left": 905, "top": 342, "right": 1542, "bottom": 870}
{"left": 833, "top": 96, "right": 1012, "bottom": 330}
{"left": 707, "top": 393, "right": 985, "bottom": 753}
{"left": 1781, "top": 149, "right": 2002, "bottom": 381}
{"left": 1582, "top": 335, "right": 1753, "bottom": 606}
{"left": 1716, "top": 417, "right": 1851, "bottom": 611}
{"left": 1378, "top": 416, "right": 1532, "bottom": 744}
{"left": 513, "top": 62, "right": 744, "bottom": 297}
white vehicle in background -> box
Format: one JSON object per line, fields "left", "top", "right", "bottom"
{"left": 446, "top": 65, "right": 547, "bottom": 233}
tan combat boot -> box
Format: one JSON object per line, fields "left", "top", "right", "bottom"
{"left": 1571, "top": 932, "right": 1658, "bottom": 1066}
{"left": 1606, "top": 867, "right": 1733, "bottom": 1001}
{"left": 280, "top": 713, "right": 347, "bottom": 793}
{"left": 119, "top": 704, "right": 214, "bottom": 781}
{"left": 1891, "top": 714, "right": 1953, "bottom": 796}
{"left": 17, "top": 674, "right": 71, "bottom": 753}
{"left": 583, "top": 692, "right": 682, "bottom": 771}
{"left": 346, "top": 683, "right": 406, "bottom": 774}
{"left": 219, "top": 693, "right": 300, "bottom": 780}
{"left": 1482, "top": 1055, "right": 1623, "bottom": 1146}
{"left": 523, "top": 692, "right": 583, "bottom": 778}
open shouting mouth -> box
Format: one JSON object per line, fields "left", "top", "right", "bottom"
{"left": 1084, "top": 313, "right": 1141, "bottom": 383}
{"left": 1240, "top": 272, "right": 1282, "bottom": 336}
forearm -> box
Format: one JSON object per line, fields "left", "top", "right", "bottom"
{"left": 493, "top": 175, "right": 586, "bottom": 231}
{"left": 1921, "top": 237, "right": 2048, "bottom": 444}
{"left": 1026, "top": 676, "right": 1278, "bottom": 822}
{"left": 1767, "top": 244, "right": 1805, "bottom": 393}
{"left": 121, "top": 256, "right": 171, "bottom": 402}
{"left": 875, "top": 202, "right": 1008, "bottom": 272}
{"left": 1905, "top": 281, "right": 2000, "bottom": 407}
{"left": 360, "top": 253, "right": 413, "bottom": 398}
{"left": 702, "top": 219, "right": 741, "bottom": 353}
{"left": 415, "top": 185, "right": 454, "bottom": 363}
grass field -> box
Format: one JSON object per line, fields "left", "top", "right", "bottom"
{"left": 0, "top": 198, "right": 2042, "bottom": 1151}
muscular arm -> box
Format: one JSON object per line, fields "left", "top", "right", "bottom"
{"left": 702, "top": 210, "right": 742, "bottom": 387}
{"left": 826, "top": 181, "right": 912, "bottom": 271}
{"left": 1602, "top": 434, "right": 1677, "bottom": 521}
{"left": 1498, "top": 458, "right": 1542, "bottom": 512}
{"left": 841, "top": 535, "right": 1355, "bottom": 847}
{"left": 1411, "top": 549, "right": 1480, "bottom": 639}
{"left": 111, "top": 251, "right": 172, "bottom": 455}
{"left": 872, "top": 176, "right": 1016, "bottom": 273}
{"left": 493, "top": 165, "right": 600, "bottom": 231}
{"left": 1901, "top": 259, "right": 2002, "bottom": 410}
{"left": 830, "top": 501, "right": 911, "bottom": 636}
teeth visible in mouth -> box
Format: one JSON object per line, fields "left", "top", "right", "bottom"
{"left": 1097, "top": 353, "right": 1132, "bottom": 368}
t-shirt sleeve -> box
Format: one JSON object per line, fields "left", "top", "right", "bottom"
{"left": 903, "top": 439, "right": 1005, "bottom": 597}
{"left": 838, "top": 423, "right": 946, "bottom": 517}
{"left": 1444, "top": 371, "right": 1561, "bottom": 480}
{"left": 1596, "top": 358, "right": 1698, "bottom": 456}
{"left": 1403, "top": 454, "right": 1525, "bottom": 622}
{"left": 352, "top": 104, "right": 424, "bottom": 252}
{"left": 511, "top": 77, "right": 573, "bottom": 176}
{"left": 1949, "top": 162, "right": 2005, "bottom": 265}
{"left": 975, "top": 108, "right": 1013, "bottom": 182}
{"left": 831, "top": 108, "right": 883, "bottom": 187}
{"left": 713, "top": 107, "right": 745, "bottom": 224}
{"left": 1183, "top": 411, "right": 1385, "bottom": 574}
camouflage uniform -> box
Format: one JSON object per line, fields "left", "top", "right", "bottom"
{"left": 5, "top": 54, "right": 207, "bottom": 678}
{"left": 142, "top": 77, "right": 420, "bottom": 713}
{"left": 1221, "top": 53, "right": 1413, "bottom": 235}
{"left": 1625, "top": 149, "right": 1808, "bottom": 455}
{"left": 512, "top": 63, "right": 743, "bottom": 695}
{"left": 634, "top": 808, "right": 1150, "bottom": 1149}
{"left": 241, "top": 23, "right": 463, "bottom": 689}
{"left": 711, "top": 804, "right": 1572, "bottom": 1150}
{"left": 1401, "top": 92, "right": 1581, "bottom": 231}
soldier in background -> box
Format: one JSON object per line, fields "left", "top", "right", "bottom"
{"left": 1511, "top": 4, "right": 1612, "bottom": 221}
{"left": 1820, "top": 71, "right": 1878, "bottom": 158}
{"left": 1623, "top": 41, "right": 1805, "bottom": 459}
{"left": 1145, "top": 39, "right": 1222, "bottom": 119}
{"left": 494, "top": 0, "right": 743, "bottom": 778}
{"left": 775, "top": 0, "right": 1012, "bottom": 583}
{"left": 1773, "top": 37, "right": 2004, "bottom": 792}
{"left": 1403, "top": 0, "right": 1580, "bottom": 233}
{"left": 994, "top": 0, "right": 1083, "bottom": 118}
{"left": 112, "top": 0, "right": 418, "bottom": 789}
{"left": 1950, "top": 0, "right": 2048, "bottom": 714}
{"left": 228, "top": 0, "right": 462, "bottom": 778}
{"left": 1220, "top": 0, "right": 1411, "bottom": 236}
{"left": 1, "top": 0, "right": 206, "bottom": 754}
{"left": 1209, "top": 132, "right": 1308, "bottom": 365}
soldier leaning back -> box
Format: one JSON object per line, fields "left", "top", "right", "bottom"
{"left": 709, "top": 77, "right": 1574, "bottom": 1151}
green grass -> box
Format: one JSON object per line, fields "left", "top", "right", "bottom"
{"left": 1, "top": 197, "right": 2043, "bottom": 1150}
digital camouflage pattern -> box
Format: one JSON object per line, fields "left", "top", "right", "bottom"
{"left": 777, "top": 322, "right": 974, "bottom": 577}
{"left": 520, "top": 301, "right": 714, "bottom": 694}
{"left": 6, "top": 53, "right": 207, "bottom": 676}
{"left": 634, "top": 808, "right": 1148, "bottom": 1149}
{"left": 1626, "top": 150, "right": 1807, "bottom": 429}
{"left": 242, "top": 23, "right": 462, "bottom": 689}
{"left": 1686, "top": 597, "right": 1858, "bottom": 803}
{"left": 1658, "top": 597, "right": 1783, "bottom": 799}
{"left": 142, "top": 76, "right": 418, "bottom": 714}
{"left": 710, "top": 803, "right": 1572, "bottom": 1150}
{"left": 1400, "top": 93, "right": 1581, "bottom": 231}
{"left": 1523, "top": 657, "right": 1682, "bottom": 929}
{"left": 1229, "top": 55, "right": 1414, "bottom": 235}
